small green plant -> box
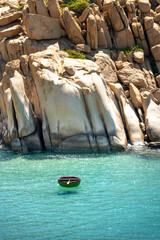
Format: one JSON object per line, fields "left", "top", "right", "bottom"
{"left": 63, "top": 49, "right": 87, "bottom": 59}
{"left": 44, "top": 0, "right": 48, "bottom": 5}
{"left": 137, "top": 9, "right": 141, "bottom": 17}
{"left": 17, "top": 4, "right": 26, "bottom": 11}
{"left": 110, "top": 45, "right": 143, "bottom": 55}
{"left": 60, "top": 0, "right": 89, "bottom": 17}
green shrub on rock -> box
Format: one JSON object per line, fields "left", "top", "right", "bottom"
{"left": 63, "top": 49, "right": 87, "bottom": 59}
{"left": 110, "top": 45, "right": 144, "bottom": 55}
{"left": 60, "top": 0, "right": 89, "bottom": 17}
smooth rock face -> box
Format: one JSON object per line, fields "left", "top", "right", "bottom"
{"left": 129, "top": 83, "right": 142, "bottom": 109}
{"left": 60, "top": 8, "right": 85, "bottom": 45}
{"left": 31, "top": 68, "right": 93, "bottom": 149}
{"left": 93, "top": 51, "right": 118, "bottom": 83}
{"left": 9, "top": 70, "right": 36, "bottom": 138}
{"left": 142, "top": 92, "right": 160, "bottom": 142}
{"left": 48, "top": 0, "right": 61, "bottom": 19}
{"left": 27, "top": 48, "right": 127, "bottom": 151}
{"left": 153, "top": 89, "right": 160, "bottom": 104}
{"left": 145, "top": 22, "right": 160, "bottom": 48}
{"left": 133, "top": 51, "right": 144, "bottom": 63}
{"left": 75, "top": 44, "right": 91, "bottom": 53}
{"left": 110, "top": 83, "right": 144, "bottom": 145}
{"left": 35, "top": 0, "right": 49, "bottom": 17}
{"left": 0, "top": 25, "right": 23, "bottom": 38}
{"left": 138, "top": 0, "right": 151, "bottom": 13}
{"left": 76, "top": 73, "right": 127, "bottom": 150}
{"left": 4, "top": 88, "right": 18, "bottom": 140}
{"left": 87, "top": 14, "right": 98, "bottom": 49}
{"left": 114, "top": 26, "right": 135, "bottom": 49}
{"left": 151, "top": 44, "right": 160, "bottom": 61}
{"left": 117, "top": 65, "right": 147, "bottom": 88}
{"left": 104, "top": 0, "right": 124, "bottom": 31}
{"left": 28, "top": 0, "right": 36, "bottom": 14}
{"left": 25, "top": 14, "right": 61, "bottom": 40}
{"left": 154, "top": 13, "right": 160, "bottom": 23}
{"left": 0, "top": 11, "right": 21, "bottom": 27}
{"left": 144, "top": 17, "right": 154, "bottom": 30}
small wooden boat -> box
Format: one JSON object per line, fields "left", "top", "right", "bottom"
{"left": 58, "top": 176, "right": 81, "bottom": 187}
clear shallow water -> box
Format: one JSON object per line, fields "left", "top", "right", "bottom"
{"left": 0, "top": 147, "right": 160, "bottom": 240}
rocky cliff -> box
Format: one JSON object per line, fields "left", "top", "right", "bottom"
{"left": 0, "top": 0, "right": 160, "bottom": 152}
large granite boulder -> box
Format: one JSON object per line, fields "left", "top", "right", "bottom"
{"left": 25, "top": 14, "right": 61, "bottom": 40}
{"left": 141, "top": 91, "right": 160, "bottom": 142}
{"left": 103, "top": 0, "right": 124, "bottom": 31}
{"left": 116, "top": 64, "right": 147, "bottom": 88}
{"left": 28, "top": 0, "right": 36, "bottom": 14}
{"left": 151, "top": 44, "right": 160, "bottom": 61}
{"left": 137, "top": 0, "right": 151, "bottom": 13}
{"left": 60, "top": 8, "right": 85, "bottom": 45}
{"left": 0, "top": 11, "right": 21, "bottom": 27}
{"left": 48, "top": 0, "right": 61, "bottom": 19}
{"left": 9, "top": 70, "right": 36, "bottom": 137}
{"left": 35, "top": 0, "right": 49, "bottom": 17}
{"left": 4, "top": 88, "right": 18, "bottom": 140}
{"left": 87, "top": 14, "right": 98, "bottom": 49}
{"left": 33, "top": 69, "right": 93, "bottom": 150}
{"left": 93, "top": 51, "right": 118, "bottom": 83}
{"left": 114, "top": 26, "right": 135, "bottom": 49}
{"left": 75, "top": 73, "right": 127, "bottom": 150}
{"left": 110, "top": 83, "right": 144, "bottom": 145}
{"left": 0, "top": 25, "right": 23, "bottom": 38}
{"left": 129, "top": 83, "right": 142, "bottom": 109}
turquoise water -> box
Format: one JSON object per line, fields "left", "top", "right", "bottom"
{"left": 0, "top": 147, "right": 160, "bottom": 240}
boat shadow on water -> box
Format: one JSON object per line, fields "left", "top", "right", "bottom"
{"left": 57, "top": 187, "right": 80, "bottom": 196}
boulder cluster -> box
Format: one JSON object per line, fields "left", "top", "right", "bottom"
{"left": 0, "top": 0, "right": 160, "bottom": 152}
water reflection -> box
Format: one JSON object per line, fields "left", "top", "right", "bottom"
{"left": 57, "top": 190, "right": 79, "bottom": 195}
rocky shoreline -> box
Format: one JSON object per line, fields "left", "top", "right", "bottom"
{"left": 0, "top": 0, "right": 160, "bottom": 152}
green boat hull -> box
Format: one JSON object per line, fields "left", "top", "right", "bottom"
{"left": 58, "top": 181, "right": 81, "bottom": 188}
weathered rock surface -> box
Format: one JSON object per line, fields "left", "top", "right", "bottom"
{"left": 0, "top": 11, "right": 21, "bottom": 27}
{"left": 0, "top": 25, "right": 23, "bottom": 38}
{"left": 28, "top": 0, "right": 36, "bottom": 14}
{"left": 61, "top": 8, "right": 85, "bottom": 45}
{"left": 9, "top": 70, "right": 36, "bottom": 138}
{"left": 93, "top": 51, "right": 118, "bottom": 83}
{"left": 129, "top": 83, "right": 142, "bottom": 109}
{"left": 151, "top": 44, "right": 160, "bottom": 61}
{"left": 4, "top": 88, "right": 18, "bottom": 140}
{"left": 117, "top": 64, "right": 147, "bottom": 88}
{"left": 35, "top": 0, "right": 49, "bottom": 17}
{"left": 75, "top": 44, "right": 91, "bottom": 53}
{"left": 141, "top": 92, "right": 160, "bottom": 142}
{"left": 133, "top": 51, "right": 144, "bottom": 64}
{"left": 75, "top": 73, "right": 127, "bottom": 150}
{"left": 138, "top": 0, "right": 151, "bottom": 13}
{"left": 87, "top": 14, "right": 98, "bottom": 49}
{"left": 114, "top": 26, "right": 135, "bottom": 49}
{"left": 110, "top": 83, "right": 144, "bottom": 145}
{"left": 48, "top": 0, "right": 61, "bottom": 19}
{"left": 25, "top": 14, "right": 61, "bottom": 40}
